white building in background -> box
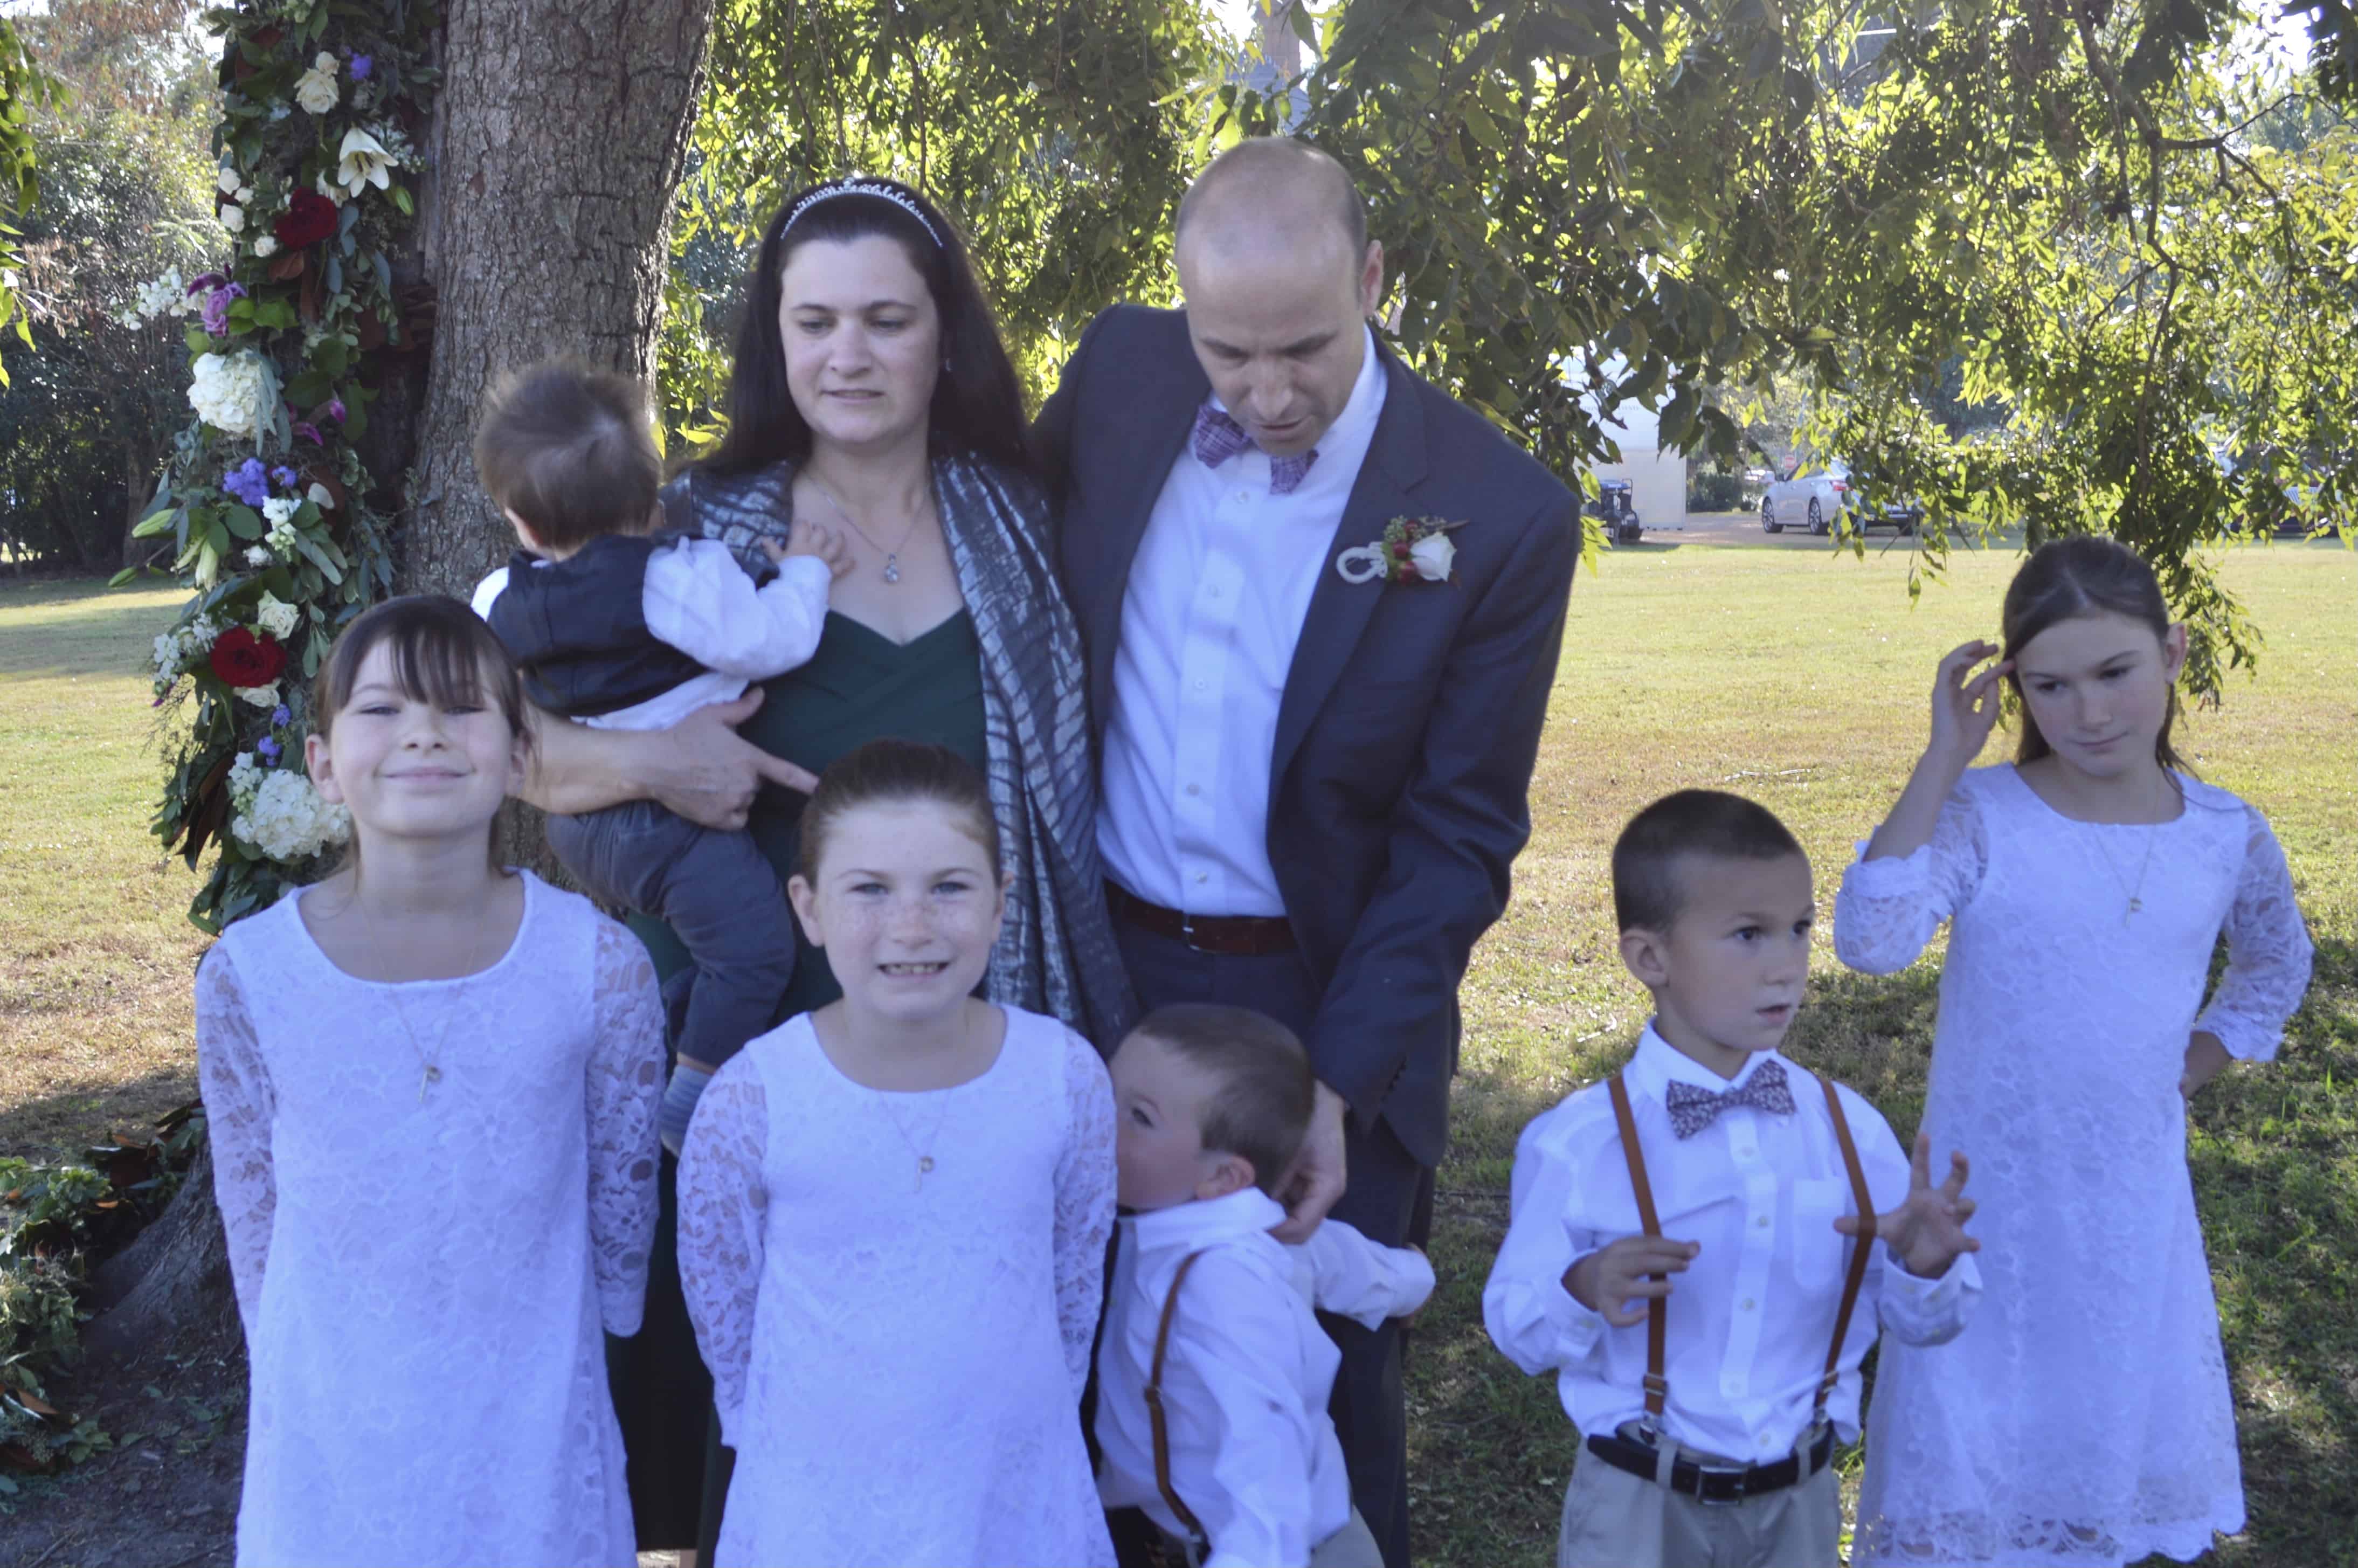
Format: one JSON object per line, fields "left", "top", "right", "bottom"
{"left": 1573, "top": 364, "right": 1688, "bottom": 526}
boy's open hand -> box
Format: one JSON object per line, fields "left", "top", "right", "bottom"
{"left": 1562, "top": 1234, "right": 1700, "bottom": 1327}
{"left": 766, "top": 518, "right": 852, "bottom": 579}
{"left": 1836, "top": 1133, "right": 1978, "bottom": 1280}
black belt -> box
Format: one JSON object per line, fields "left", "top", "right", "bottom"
{"left": 1103, "top": 881, "right": 1297, "bottom": 957}
{"left": 1585, "top": 1423, "right": 1834, "bottom": 1504}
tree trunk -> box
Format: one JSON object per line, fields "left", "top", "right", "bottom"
{"left": 404, "top": 0, "right": 717, "bottom": 601}
{"left": 89, "top": 0, "right": 717, "bottom": 1358}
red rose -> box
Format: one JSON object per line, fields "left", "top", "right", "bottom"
{"left": 275, "top": 190, "right": 339, "bottom": 250}
{"left": 210, "top": 628, "right": 288, "bottom": 688}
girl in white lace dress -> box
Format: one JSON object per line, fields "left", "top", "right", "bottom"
{"left": 677, "top": 739, "right": 1117, "bottom": 1567}
{"left": 1835, "top": 538, "right": 2313, "bottom": 1567}
{"left": 197, "top": 598, "right": 665, "bottom": 1568}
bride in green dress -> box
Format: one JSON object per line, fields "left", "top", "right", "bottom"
{"left": 522, "top": 174, "right": 1133, "bottom": 1559}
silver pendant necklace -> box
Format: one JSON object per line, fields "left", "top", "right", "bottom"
{"left": 801, "top": 469, "right": 928, "bottom": 585}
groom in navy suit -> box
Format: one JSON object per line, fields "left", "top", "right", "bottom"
{"left": 1040, "top": 138, "right": 1578, "bottom": 1565}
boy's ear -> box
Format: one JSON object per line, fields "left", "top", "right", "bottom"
{"left": 1193, "top": 1151, "right": 1257, "bottom": 1203}
{"left": 1618, "top": 925, "right": 1673, "bottom": 990}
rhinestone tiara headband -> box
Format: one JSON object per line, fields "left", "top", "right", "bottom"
{"left": 780, "top": 176, "right": 943, "bottom": 248}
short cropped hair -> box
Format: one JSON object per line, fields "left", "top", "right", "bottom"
{"left": 1612, "top": 790, "right": 1806, "bottom": 932}
{"left": 473, "top": 361, "right": 661, "bottom": 552}
{"left": 1129, "top": 1004, "right": 1315, "bottom": 1196}
{"left": 1175, "top": 136, "right": 1368, "bottom": 261}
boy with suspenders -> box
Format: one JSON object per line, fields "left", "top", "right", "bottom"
{"left": 1483, "top": 791, "right": 1985, "bottom": 1568}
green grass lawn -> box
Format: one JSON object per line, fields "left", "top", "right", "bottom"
{"left": 1, "top": 534, "right": 2352, "bottom": 1564}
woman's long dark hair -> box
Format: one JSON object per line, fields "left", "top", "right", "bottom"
{"left": 696, "top": 177, "right": 1032, "bottom": 478}
{"left": 2000, "top": 534, "right": 2191, "bottom": 775}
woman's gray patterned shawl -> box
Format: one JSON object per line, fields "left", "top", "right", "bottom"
{"left": 661, "top": 455, "right": 1138, "bottom": 1048}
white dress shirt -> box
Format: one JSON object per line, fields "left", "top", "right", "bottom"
{"left": 1483, "top": 1025, "right": 1983, "bottom": 1463}
{"left": 1098, "top": 327, "right": 1388, "bottom": 914}
{"left": 1097, "top": 1187, "right": 1435, "bottom": 1567}
{"left": 472, "top": 540, "right": 830, "bottom": 730}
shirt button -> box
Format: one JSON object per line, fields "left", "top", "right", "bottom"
{"left": 1735, "top": 1145, "right": 1757, "bottom": 1160}
{"left": 1755, "top": 1216, "right": 1771, "bottom": 1229}
{"left": 1741, "top": 1297, "right": 1757, "bottom": 1311}
{"left": 1233, "top": 490, "right": 1250, "bottom": 503}
{"left": 1194, "top": 872, "right": 1208, "bottom": 885}
{"left": 1194, "top": 679, "right": 1208, "bottom": 692}
{"left": 1185, "top": 783, "right": 1201, "bottom": 797}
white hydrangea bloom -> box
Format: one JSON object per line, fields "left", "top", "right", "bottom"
{"left": 189, "top": 351, "right": 269, "bottom": 439}
{"left": 262, "top": 496, "right": 300, "bottom": 527}
{"left": 230, "top": 767, "right": 351, "bottom": 862}
{"left": 246, "top": 544, "right": 274, "bottom": 568}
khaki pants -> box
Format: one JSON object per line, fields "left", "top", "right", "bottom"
{"left": 1554, "top": 1426, "right": 1841, "bottom": 1568}
{"left": 1142, "top": 1508, "right": 1383, "bottom": 1568}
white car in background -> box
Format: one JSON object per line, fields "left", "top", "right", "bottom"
{"left": 1759, "top": 459, "right": 1920, "bottom": 535}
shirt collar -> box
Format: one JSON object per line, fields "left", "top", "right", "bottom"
{"left": 1626, "top": 1020, "right": 1793, "bottom": 1103}
{"left": 1125, "top": 1187, "right": 1288, "bottom": 1254}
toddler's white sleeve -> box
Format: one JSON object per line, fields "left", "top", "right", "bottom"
{"left": 643, "top": 538, "right": 829, "bottom": 680}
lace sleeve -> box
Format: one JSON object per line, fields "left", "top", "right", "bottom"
{"left": 1053, "top": 1027, "right": 1117, "bottom": 1398}
{"left": 2193, "top": 806, "right": 2315, "bottom": 1062}
{"left": 586, "top": 921, "right": 665, "bottom": 1336}
{"left": 195, "top": 945, "right": 274, "bottom": 1348}
{"left": 1834, "top": 783, "right": 1989, "bottom": 975}
{"left": 676, "top": 1057, "right": 768, "bottom": 1439}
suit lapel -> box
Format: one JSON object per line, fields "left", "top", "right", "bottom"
{"left": 1270, "top": 347, "right": 1432, "bottom": 786}
{"left": 1087, "top": 334, "right": 1206, "bottom": 736}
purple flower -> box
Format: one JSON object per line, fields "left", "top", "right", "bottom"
{"left": 271, "top": 704, "right": 291, "bottom": 726}
{"left": 349, "top": 54, "right": 373, "bottom": 80}
{"left": 292, "top": 422, "right": 324, "bottom": 446}
{"left": 199, "top": 281, "right": 248, "bottom": 337}
{"left": 325, "top": 396, "right": 347, "bottom": 423}
{"left": 223, "top": 458, "right": 271, "bottom": 508}
{"left": 257, "top": 735, "right": 282, "bottom": 763}
{"left": 271, "top": 465, "right": 299, "bottom": 488}
{"left": 184, "top": 272, "right": 226, "bottom": 298}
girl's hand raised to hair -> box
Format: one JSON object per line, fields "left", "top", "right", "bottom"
{"left": 1926, "top": 640, "right": 2011, "bottom": 773}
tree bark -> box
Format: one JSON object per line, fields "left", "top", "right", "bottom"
{"left": 404, "top": 0, "right": 718, "bottom": 601}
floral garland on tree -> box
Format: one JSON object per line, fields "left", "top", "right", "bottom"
{"left": 120, "top": 2, "right": 438, "bottom": 934}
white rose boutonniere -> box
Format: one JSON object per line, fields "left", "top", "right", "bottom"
{"left": 1335, "top": 516, "right": 1470, "bottom": 586}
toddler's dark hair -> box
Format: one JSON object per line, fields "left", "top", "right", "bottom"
{"left": 1125, "top": 1004, "right": 1315, "bottom": 1196}
{"left": 2001, "top": 534, "right": 2189, "bottom": 775}
{"left": 1612, "top": 790, "right": 1805, "bottom": 932}
{"left": 795, "top": 738, "right": 1001, "bottom": 884}
{"left": 473, "top": 361, "right": 661, "bottom": 552}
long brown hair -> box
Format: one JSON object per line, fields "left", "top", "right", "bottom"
{"left": 2000, "top": 535, "right": 2190, "bottom": 773}
{"left": 312, "top": 595, "right": 531, "bottom": 874}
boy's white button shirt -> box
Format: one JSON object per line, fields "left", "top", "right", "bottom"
{"left": 1483, "top": 1025, "right": 1982, "bottom": 1463}
{"left": 1097, "top": 1187, "right": 1435, "bottom": 1567}
{"left": 471, "top": 540, "right": 832, "bottom": 730}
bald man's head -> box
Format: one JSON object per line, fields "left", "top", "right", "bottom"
{"left": 1175, "top": 137, "right": 1368, "bottom": 265}
{"left": 1173, "top": 138, "right": 1385, "bottom": 459}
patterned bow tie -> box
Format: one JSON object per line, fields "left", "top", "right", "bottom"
{"left": 1663, "top": 1057, "right": 1796, "bottom": 1139}
{"left": 1192, "top": 403, "right": 1319, "bottom": 495}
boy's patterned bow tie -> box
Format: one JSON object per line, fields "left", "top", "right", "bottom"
{"left": 1192, "top": 403, "right": 1318, "bottom": 495}
{"left": 1663, "top": 1058, "right": 1797, "bottom": 1139}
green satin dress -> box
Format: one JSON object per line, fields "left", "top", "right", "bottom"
{"left": 608, "top": 609, "right": 989, "bottom": 1553}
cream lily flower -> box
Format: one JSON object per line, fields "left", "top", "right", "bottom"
{"left": 336, "top": 128, "right": 397, "bottom": 197}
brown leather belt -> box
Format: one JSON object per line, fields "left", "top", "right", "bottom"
{"left": 1104, "top": 881, "right": 1297, "bottom": 957}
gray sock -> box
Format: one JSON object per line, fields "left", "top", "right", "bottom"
{"left": 659, "top": 1064, "right": 715, "bottom": 1157}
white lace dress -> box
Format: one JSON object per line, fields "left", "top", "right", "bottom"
{"left": 197, "top": 872, "right": 666, "bottom": 1568}
{"left": 1835, "top": 765, "right": 2313, "bottom": 1567}
{"left": 676, "top": 1005, "right": 1118, "bottom": 1568}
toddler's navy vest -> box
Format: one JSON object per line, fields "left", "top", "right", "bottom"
{"left": 485, "top": 534, "right": 706, "bottom": 719}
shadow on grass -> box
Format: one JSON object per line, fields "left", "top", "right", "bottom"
{"left": 0, "top": 1063, "right": 199, "bottom": 1163}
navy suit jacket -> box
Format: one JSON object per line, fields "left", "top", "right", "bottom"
{"left": 1037, "top": 305, "right": 1576, "bottom": 1168}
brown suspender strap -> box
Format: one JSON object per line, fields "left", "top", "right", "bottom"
{"left": 1815, "top": 1072, "right": 1877, "bottom": 1419}
{"left": 1606, "top": 1073, "right": 1669, "bottom": 1420}
{"left": 1145, "top": 1248, "right": 1211, "bottom": 1546}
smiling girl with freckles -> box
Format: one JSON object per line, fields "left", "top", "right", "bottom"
{"left": 1835, "top": 536, "right": 2315, "bottom": 1567}
{"left": 673, "top": 739, "right": 1118, "bottom": 1568}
